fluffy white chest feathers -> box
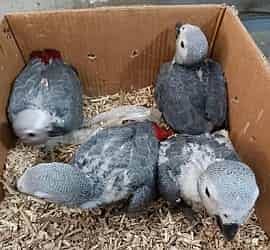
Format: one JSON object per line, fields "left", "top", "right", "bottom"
{"left": 177, "top": 143, "right": 222, "bottom": 208}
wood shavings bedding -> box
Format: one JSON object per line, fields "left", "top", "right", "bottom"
{"left": 0, "top": 86, "right": 269, "bottom": 250}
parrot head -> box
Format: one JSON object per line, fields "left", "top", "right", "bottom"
{"left": 198, "top": 160, "right": 259, "bottom": 240}
{"left": 13, "top": 109, "right": 52, "bottom": 145}
{"left": 174, "top": 23, "right": 208, "bottom": 66}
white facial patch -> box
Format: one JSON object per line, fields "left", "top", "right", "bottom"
{"left": 177, "top": 143, "right": 223, "bottom": 205}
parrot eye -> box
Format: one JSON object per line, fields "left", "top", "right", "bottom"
{"left": 28, "top": 133, "right": 36, "bottom": 137}
{"left": 224, "top": 214, "right": 228, "bottom": 218}
{"left": 181, "top": 41, "right": 185, "bottom": 48}
{"left": 205, "top": 187, "right": 210, "bottom": 198}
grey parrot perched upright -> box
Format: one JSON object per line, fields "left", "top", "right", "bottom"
{"left": 8, "top": 49, "right": 83, "bottom": 145}
{"left": 155, "top": 24, "right": 227, "bottom": 134}
{"left": 17, "top": 121, "right": 173, "bottom": 212}
{"left": 158, "top": 130, "right": 259, "bottom": 240}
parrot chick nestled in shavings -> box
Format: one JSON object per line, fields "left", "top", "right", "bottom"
{"left": 157, "top": 130, "right": 259, "bottom": 241}
{"left": 8, "top": 49, "right": 83, "bottom": 145}
{"left": 155, "top": 23, "right": 227, "bottom": 135}
{"left": 17, "top": 122, "right": 173, "bottom": 212}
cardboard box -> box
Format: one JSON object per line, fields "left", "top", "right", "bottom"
{"left": 0, "top": 4, "right": 270, "bottom": 235}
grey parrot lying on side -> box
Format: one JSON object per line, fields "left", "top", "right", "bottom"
{"left": 155, "top": 23, "right": 227, "bottom": 134}
{"left": 158, "top": 130, "right": 259, "bottom": 240}
{"left": 8, "top": 49, "right": 83, "bottom": 145}
{"left": 17, "top": 121, "right": 173, "bottom": 212}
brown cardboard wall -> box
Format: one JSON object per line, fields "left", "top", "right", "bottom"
{"left": 212, "top": 8, "right": 270, "bottom": 235}
{"left": 0, "top": 18, "right": 25, "bottom": 199}
{"left": 6, "top": 5, "right": 222, "bottom": 96}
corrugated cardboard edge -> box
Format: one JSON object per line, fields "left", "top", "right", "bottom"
{"left": 0, "top": 16, "right": 25, "bottom": 201}
{"left": 208, "top": 4, "right": 227, "bottom": 56}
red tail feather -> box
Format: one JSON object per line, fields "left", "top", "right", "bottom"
{"left": 30, "top": 51, "right": 43, "bottom": 60}
{"left": 152, "top": 123, "right": 175, "bottom": 141}
{"left": 30, "top": 49, "right": 62, "bottom": 64}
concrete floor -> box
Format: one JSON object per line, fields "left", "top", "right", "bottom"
{"left": 1, "top": 0, "right": 270, "bottom": 14}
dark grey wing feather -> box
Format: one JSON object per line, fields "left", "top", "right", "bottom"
{"left": 154, "top": 63, "right": 171, "bottom": 113}
{"left": 210, "top": 132, "right": 240, "bottom": 161}
{"left": 155, "top": 62, "right": 210, "bottom": 134}
{"left": 158, "top": 136, "right": 188, "bottom": 204}
{"left": 204, "top": 60, "right": 227, "bottom": 128}
{"left": 73, "top": 122, "right": 159, "bottom": 209}
{"left": 155, "top": 60, "right": 227, "bottom": 134}
{"left": 181, "top": 132, "right": 239, "bottom": 162}
{"left": 8, "top": 59, "right": 45, "bottom": 121}
{"left": 43, "top": 60, "right": 83, "bottom": 135}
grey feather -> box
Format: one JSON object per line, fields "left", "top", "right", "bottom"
{"left": 17, "top": 121, "right": 159, "bottom": 211}
{"left": 8, "top": 57, "right": 83, "bottom": 144}
{"left": 155, "top": 59, "right": 227, "bottom": 134}
{"left": 17, "top": 163, "right": 98, "bottom": 207}
{"left": 73, "top": 121, "right": 159, "bottom": 209}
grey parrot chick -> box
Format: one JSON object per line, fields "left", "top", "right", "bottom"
{"left": 158, "top": 130, "right": 259, "bottom": 240}
{"left": 155, "top": 24, "right": 227, "bottom": 134}
{"left": 8, "top": 49, "right": 83, "bottom": 145}
{"left": 17, "top": 121, "right": 161, "bottom": 212}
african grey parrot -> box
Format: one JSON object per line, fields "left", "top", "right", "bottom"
{"left": 158, "top": 130, "right": 259, "bottom": 240}
{"left": 155, "top": 23, "right": 227, "bottom": 134}
{"left": 17, "top": 121, "right": 173, "bottom": 212}
{"left": 8, "top": 49, "right": 83, "bottom": 145}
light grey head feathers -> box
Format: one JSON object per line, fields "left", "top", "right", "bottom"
{"left": 174, "top": 24, "right": 208, "bottom": 65}
{"left": 198, "top": 160, "right": 259, "bottom": 240}
{"left": 13, "top": 109, "right": 52, "bottom": 145}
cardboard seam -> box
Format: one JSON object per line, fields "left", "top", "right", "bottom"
{"left": 4, "top": 16, "right": 26, "bottom": 64}
{"left": 209, "top": 4, "right": 227, "bottom": 57}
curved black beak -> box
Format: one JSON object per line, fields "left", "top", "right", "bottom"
{"left": 216, "top": 216, "right": 239, "bottom": 241}
{"left": 175, "top": 22, "right": 182, "bottom": 38}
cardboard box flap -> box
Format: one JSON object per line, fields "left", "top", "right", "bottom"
{"left": 212, "top": 7, "right": 270, "bottom": 234}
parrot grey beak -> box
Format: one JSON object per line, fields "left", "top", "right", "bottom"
{"left": 216, "top": 216, "right": 239, "bottom": 241}
{"left": 175, "top": 22, "right": 182, "bottom": 38}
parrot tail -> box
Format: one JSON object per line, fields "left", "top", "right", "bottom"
{"left": 152, "top": 123, "right": 175, "bottom": 141}
{"left": 30, "top": 49, "right": 62, "bottom": 64}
